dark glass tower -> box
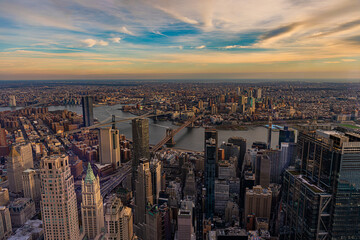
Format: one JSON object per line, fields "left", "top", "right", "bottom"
{"left": 204, "top": 129, "right": 217, "bottom": 219}
{"left": 278, "top": 126, "right": 295, "bottom": 146}
{"left": 132, "top": 118, "right": 150, "bottom": 189}
{"left": 282, "top": 131, "right": 360, "bottom": 239}
{"left": 81, "top": 96, "right": 94, "bottom": 127}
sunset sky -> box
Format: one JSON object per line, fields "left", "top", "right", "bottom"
{"left": 0, "top": 0, "right": 360, "bottom": 80}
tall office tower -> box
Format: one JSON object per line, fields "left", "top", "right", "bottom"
{"left": 40, "top": 155, "right": 80, "bottom": 240}
{"left": 18, "top": 143, "right": 34, "bottom": 170}
{"left": 267, "top": 117, "right": 272, "bottom": 149}
{"left": 255, "top": 88, "right": 262, "bottom": 99}
{"left": 9, "top": 95, "right": 16, "bottom": 107}
{"left": 255, "top": 153, "right": 271, "bottom": 188}
{"left": 282, "top": 131, "right": 360, "bottom": 239}
{"left": 244, "top": 185, "right": 272, "bottom": 223}
{"left": 150, "top": 159, "right": 162, "bottom": 203}
{"left": 204, "top": 129, "right": 217, "bottom": 219}
{"left": 214, "top": 179, "right": 230, "bottom": 215}
{"left": 0, "top": 125, "right": 6, "bottom": 147}
{"left": 198, "top": 100, "right": 204, "bottom": 110}
{"left": 134, "top": 158, "right": 153, "bottom": 226}
{"left": 81, "top": 163, "right": 104, "bottom": 240}
{"left": 104, "top": 194, "right": 133, "bottom": 240}
{"left": 183, "top": 169, "right": 196, "bottom": 197}
{"left": 7, "top": 147, "right": 23, "bottom": 193}
{"left": 0, "top": 188, "right": 9, "bottom": 206}
{"left": 22, "top": 169, "right": 41, "bottom": 206}
{"left": 249, "top": 97, "right": 255, "bottom": 113}
{"left": 228, "top": 137, "right": 247, "bottom": 170}
{"left": 99, "top": 127, "right": 121, "bottom": 169}
{"left": 211, "top": 104, "right": 218, "bottom": 115}
{"left": 177, "top": 208, "right": 194, "bottom": 240}
{"left": 81, "top": 96, "right": 94, "bottom": 127}
{"left": 278, "top": 142, "right": 296, "bottom": 176}
{"left": 236, "top": 87, "right": 241, "bottom": 96}
{"left": 132, "top": 118, "right": 150, "bottom": 188}
{"left": 0, "top": 206, "right": 12, "bottom": 239}
{"left": 278, "top": 126, "right": 295, "bottom": 146}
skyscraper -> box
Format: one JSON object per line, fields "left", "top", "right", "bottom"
{"left": 228, "top": 137, "right": 247, "bottom": 170}
{"left": 104, "top": 194, "right": 133, "bottom": 240}
{"left": 82, "top": 96, "right": 94, "bottom": 127}
{"left": 282, "top": 131, "right": 360, "bottom": 239}
{"left": 244, "top": 185, "right": 272, "bottom": 223}
{"left": 0, "top": 206, "right": 12, "bottom": 239}
{"left": 7, "top": 147, "right": 23, "bottom": 193}
{"left": 204, "top": 129, "right": 217, "bottom": 219}
{"left": 9, "top": 95, "right": 16, "bottom": 107}
{"left": 134, "top": 158, "right": 153, "bottom": 227}
{"left": 99, "top": 127, "right": 121, "bottom": 169}
{"left": 0, "top": 125, "right": 6, "bottom": 147}
{"left": 150, "top": 159, "right": 162, "bottom": 203}
{"left": 7, "top": 143, "right": 34, "bottom": 194}
{"left": 278, "top": 126, "right": 295, "bottom": 146}
{"left": 132, "top": 118, "right": 150, "bottom": 187}
{"left": 22, "top": 169, "right": 41, "bottom": 207}
{"left": 40, "top": 155, "right": 80, "bottom": 240}
{"left": 81, "top": 163, "right": 104, "bottom": 239}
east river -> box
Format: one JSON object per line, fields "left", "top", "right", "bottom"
{"left": 0, "top": 104, "right": 279, "bottom": 151}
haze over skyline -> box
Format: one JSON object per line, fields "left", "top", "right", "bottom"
{"left": 1, "top": 0, "right": 360, "bottom": 80}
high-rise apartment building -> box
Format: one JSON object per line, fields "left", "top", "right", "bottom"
{"left": 204, "top": 129, "right": 217, "bottom": 219}
{"left": 99, "top": 127, "right": 121, "bottom": 169}
{"left": 134, "top": 158, "right": 153, "bottom": 226}
{"left": 40, "top": 155, "right": 80, "bottom": 240}
{"left": 0, "top": 206, "right": 12, "bottom": 239}
{"left": 7, "top": 144, "right": 34, "bottom": 194}
{"left": 177, "top": 208, "right": 194, "bottom": 240}
{"left": 0, "top": 188, "right": 9, "bottom": 206}
{"left": 150, "top": 159, "right": 162, "bottom": 203}
{"left": 81, "top": 163, "right": 104, "bottom": 239}
{"left": 244, "top": 185, "right": 272, "bottom": 223}
{"left": 9, "top": 95, "right": 16, "bottom": 107}
{"left": 282, "top": 131, "right": 360, "bottom": 239}
{"left": 22, "top": 169, "right": 41, "bottom": 206}
{"left": 82, "top": 96, "right": 94, "bottom": 127}
{"left": 7, "top": 147, "right": 23, "bottom": 193}
{"left": 104, "top": 195, "right": 133, "bottom": 240}
{"left": 132, "top": 118, "right": 150, "bottom": 187}
{"left": 0, "top": 126, "right": 6, "bottom": 147}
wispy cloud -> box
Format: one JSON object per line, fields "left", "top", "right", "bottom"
{"left": 324, "top": 61, "right": 340, "bottom": 64}
{"left": 195, "top": 45, "right": 206, "bottom": 49}
{"left": 120, "top": 26, "right": 136, "bottom": 36}
{"left": 110, "top": 37, "right": 121, "bottom": 43}
{"left": 81, "top": 39, "right": 108, "bottom": 47}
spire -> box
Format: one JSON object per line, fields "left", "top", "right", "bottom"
{"left": 85, "top": 162, "right": 96, "bottom": 183}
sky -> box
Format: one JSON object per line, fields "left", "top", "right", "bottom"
{"left": 0, "top": 0, "right": 360, "bottom": 80}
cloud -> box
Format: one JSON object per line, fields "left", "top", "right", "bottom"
{"left": 81, "top": 39, "right": 108, "bottom": 47}
{"left": 110, "top": 37, "right": 121, "bottom": 43}
{"left": 260, "top": 23, "right": 301, "bottom": 41}
{"left": 196, "top": 45, "right": 206, "bottom": 49}
{"left": 81, "top": 39, "right": 97, "bottom": 48}
{"left": 223, "top": 45, "right": 253, "bottom": 49}
{"left": 152, "top": 30, "right": 165, "bottom": 36}
{"left": 155, "top": 6, "right": 199, "bottom": 25}
{"left": 312, "top": 19, "right": 360, "bottom": 38}
{"left": 324, "top": 61, "right": 340, "bottom": 64}
{"left": 341, "top": 59, "right": 357, "bottom": 62}
{"left": 120, "top": 26, "right": 136, "bottom": 36}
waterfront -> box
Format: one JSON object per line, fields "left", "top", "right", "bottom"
{"left": 0, "top": 104, "right": 277, "bottom": 151}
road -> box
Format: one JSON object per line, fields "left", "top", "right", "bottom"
{"left": 100, "top": 162, "right": 132, "bottom": 197}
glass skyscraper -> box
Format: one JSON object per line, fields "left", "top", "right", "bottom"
{"left": 282, "top": 131, "right": 360, "bottom": 239}
{"left": 81, "top": 96, "right": 94, "bottom": 127}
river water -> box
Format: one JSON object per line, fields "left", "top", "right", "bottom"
{"left": 0, "top": 104, "right": 278, "bottom": 151}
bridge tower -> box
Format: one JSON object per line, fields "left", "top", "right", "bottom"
{"left": 165, "top": 128, "right": 175, "bottom": 146}
{"left": 112, "top": 115, "right": 116, "bottom": 129}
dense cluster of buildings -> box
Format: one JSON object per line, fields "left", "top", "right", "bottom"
{"left": 0, "top": 81, "right": 359, "bottom": 239}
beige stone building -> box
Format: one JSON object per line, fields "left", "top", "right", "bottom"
{"left": 104, "top": 195, "right": 133, "bottom": 240}
{"left": 40, "top": 155, "right": 80, "bottom": 240}
{"left": 81, "top": 163, "right": 104, "bottom": 239}
{"left": 244, "top": 185, "right": 272, "bottom": 223}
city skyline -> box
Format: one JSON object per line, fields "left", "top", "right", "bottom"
{"left": 0, "top": 0, "right": 360, "bottom": 80}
